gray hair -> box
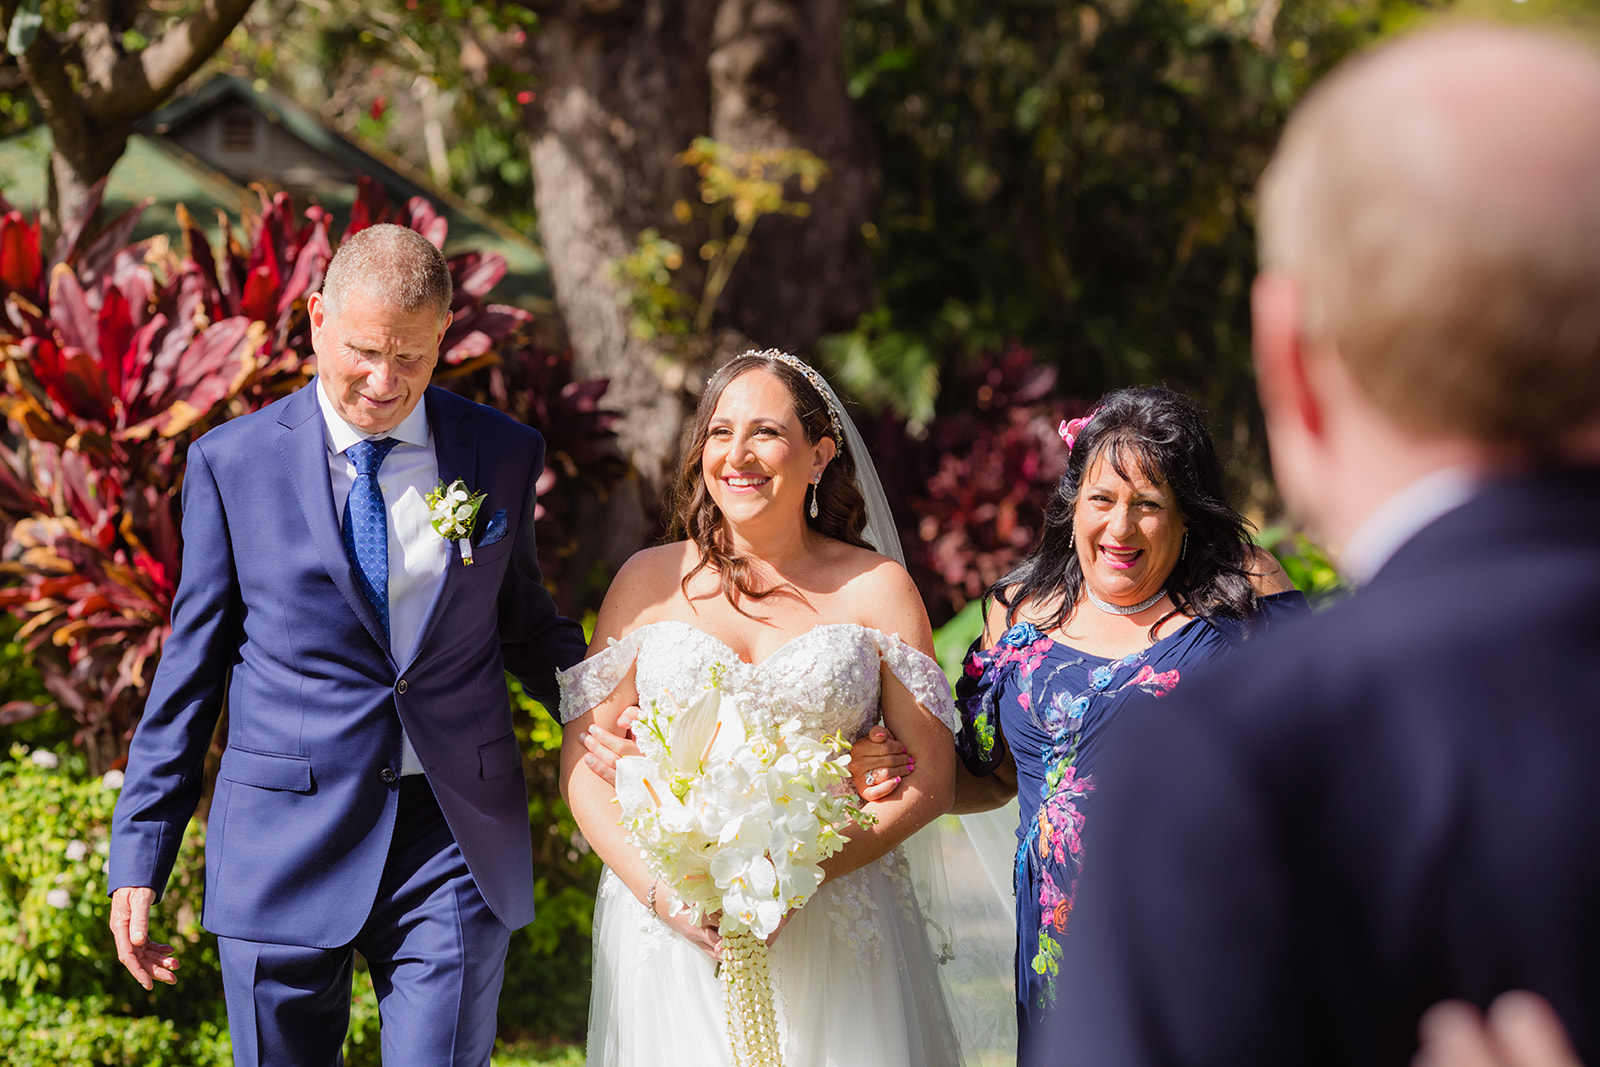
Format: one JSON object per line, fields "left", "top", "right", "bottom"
{"left": 320, "top": 223, "right": 453, "bottom": 322}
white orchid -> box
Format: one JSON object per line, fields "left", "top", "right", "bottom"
{"left": 423, "top": 478, "right": 486, "bottom": 563}
{"left": 612, "top": 673, "right": 873, "bottom": 941}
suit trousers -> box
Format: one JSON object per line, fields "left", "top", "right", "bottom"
{"left": 219, "top": 777, "right": 512, "bottom": 1066}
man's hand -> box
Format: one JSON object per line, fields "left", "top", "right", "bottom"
{"left": 110, "top": 887, "right": 179, "bottom": 990}
{"left": 1417, "top": 993, "right": 1583, "bottom": 1067}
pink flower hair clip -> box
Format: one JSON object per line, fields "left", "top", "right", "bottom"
{"left": 1058, "top": 409, "right": 1099, "bottom": 451}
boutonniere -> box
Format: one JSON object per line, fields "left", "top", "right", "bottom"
{"left": 425, "top": 478, "right": 487, "bottom": 564}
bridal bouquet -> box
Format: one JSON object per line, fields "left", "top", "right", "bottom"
{"left": 613, "top": 672, "right": 872, "bottom": 1067}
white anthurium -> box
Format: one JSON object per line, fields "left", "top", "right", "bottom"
{"left": 615, "top": 755, "right": 697, "bottom": 836}
{"left": 664, "top": 687, "right": 750, "bottom": 783}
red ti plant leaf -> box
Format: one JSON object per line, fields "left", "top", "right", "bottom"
{"left": 276, "top": 208, "right": 332, "bottom": 329}
{"left": 46, "top": 264, "right": 98, "bottom": 352}
{"left": 343, "top": 176, "right": 390, "bottom": 240}
{"left": 177, "top": 203, "right": 226, "bottom": 323}
{"left": 98, "top": 283, "right": 136, "bottom": 403}
{"left": 239, "top": 233, "right": 281, "bottom": 324}
{"left": 27, "top": 336, "right": 114, "bottom": 428}
{"left": 399, "top": 196, "right": 448, "bottom": 250}
{"left": 0, "top": 210, "right": 41, "bottom": 295}
{"left": 450, "top": 251, "right": 507, "bottom": 305}
{"left": 48, "top": 177, "right": 109, "bottom": 269}
{"left": 76, "top": 200, "right": 153, "bottom": 291}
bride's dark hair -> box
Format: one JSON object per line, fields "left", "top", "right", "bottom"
{"left": 670, "top": 351, "right": 872, "bottom": 610}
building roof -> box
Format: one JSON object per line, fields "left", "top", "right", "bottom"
{"left": 0, "top": 75, "right": 551, "bottom": 308}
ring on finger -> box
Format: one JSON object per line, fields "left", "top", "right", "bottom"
{"left": 864, "top": 770, "right": 876, "bottom": 786}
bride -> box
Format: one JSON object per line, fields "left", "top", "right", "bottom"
{"left": 558, "top": 350, "right": 967, "bottom": 1066}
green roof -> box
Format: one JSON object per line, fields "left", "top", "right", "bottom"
{"left": 0, "top": 76, "right": 551, "bottom": 309}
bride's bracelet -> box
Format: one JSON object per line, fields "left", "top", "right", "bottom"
{"left": 645, "top": 879, "right": 662, "bottom": 922}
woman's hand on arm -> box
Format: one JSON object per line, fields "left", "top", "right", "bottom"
{"left": 578, "top": 705, "right": 641, "bottom": 786}
{"left": 846, "top": 726, "right": 911, "bottom": 802}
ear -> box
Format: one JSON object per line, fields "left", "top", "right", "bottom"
{"left": 308, "top": 291, "right": 328, "bottom": 355}
{"left": 435, "top": 309, "right": 453, "bottom": 349}
{"left": 1251, "top": 272, "right": 1324, "bottom": 442}
{"left": 812, "top": 434, "right": 838, "bottom": 481}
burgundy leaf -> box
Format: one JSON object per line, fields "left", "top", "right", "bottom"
{"left": 450, "top": 252, "right": 507, "bottom": 303}
{"left": 47, "top": 267, "right": 96, "bottom": 353}
{"left": 49, "top": 176, "right": 109, "bottom": 269}
{"left": 77, "top": 199, "right": 153, "bottom": 288}
{"left": 402, "top": 197, "right": 448, "bottom": 249}
{"left": 0, "top": 211, "right": 41, "bottom": 296}
{"left": 97, "top": 284, "right": 136, "bottom": 405}
{"left": 277, "top": 212, "right": 332, "bottom": 323}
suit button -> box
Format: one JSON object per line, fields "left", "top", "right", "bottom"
{"left": 380, "top": 768, "right": 397, "bottom": 783}
{"left": 396, "top": 679, "right": 408, "bottom": 694}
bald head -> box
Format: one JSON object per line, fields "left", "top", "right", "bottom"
{"left": 1258, "top": 24, "right": 1600, "bottom": 449}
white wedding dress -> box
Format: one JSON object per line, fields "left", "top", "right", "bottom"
{"left": 558, "top": 620, "right": 967, "bottom": 1067}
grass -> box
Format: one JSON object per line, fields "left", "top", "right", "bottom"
{"left": 494, "top": 1038, "right": 585, "bottom": 1066}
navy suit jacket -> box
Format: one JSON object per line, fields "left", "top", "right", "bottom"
{"left": 109, "top": 383, "right": 587, "bottom": 946}
{"left": 1048, "top": 467, "right": 1600, "bottom": 1066}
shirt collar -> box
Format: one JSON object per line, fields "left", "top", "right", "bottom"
{"left": 1340, "top": 465, "right": 1481, "bottom": 586}
{"left": 314, "top": 377, "right": 430, "bottom": 454}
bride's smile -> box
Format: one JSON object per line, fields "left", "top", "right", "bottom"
{"left": 702, "top": 369, "right": 832, "bottom": 531}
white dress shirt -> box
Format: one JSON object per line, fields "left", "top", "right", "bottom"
{"left": 316, "top": 381, "right": 448, "bottom": 775}
{"left": 1339, "top": 466, "right": 1481, "bottom": 586}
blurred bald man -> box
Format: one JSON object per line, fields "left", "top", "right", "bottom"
{"left": 1040, "top": 24, "right": 1600, "bottom": 1067}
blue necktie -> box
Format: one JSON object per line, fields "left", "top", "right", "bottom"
{"left": 343, "top": 437, "right": 401, "bottom": 638}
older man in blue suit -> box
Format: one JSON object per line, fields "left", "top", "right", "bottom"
{"left": 108, "top": 223, "right": 586, "bottom": 1065}
{"left": 1045, "top": 24, "right": 1600, "bottom": 1067}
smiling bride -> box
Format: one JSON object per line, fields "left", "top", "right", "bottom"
{"left": 557, "top": 350, "right": 969, "bottom": 1066}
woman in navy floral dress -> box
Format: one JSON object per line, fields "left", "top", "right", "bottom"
{"left": 852, "top": 387, "right": 1306, "bottom": 1059}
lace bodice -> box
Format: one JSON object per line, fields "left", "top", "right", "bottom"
{"left": 557, "top": 621, "right": 958, "bottom": 740}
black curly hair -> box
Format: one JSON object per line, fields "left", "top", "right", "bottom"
{"left": 993, "top": 386, "right": 1263, "bottom": 637}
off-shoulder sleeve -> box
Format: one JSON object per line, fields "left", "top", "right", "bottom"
{"left": 555, "top": 628, "right": 649, "bottom": 724}
{"left": 869, "top": 630, "right": 959, "bottom": 735}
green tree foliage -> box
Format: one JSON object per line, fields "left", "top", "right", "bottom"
{"left": 836, "top": 0, "right": 1435, "bottom": 493}
{"left": 611, "top": 138, "right": 831, "bottom": 348}
{"left": 219, "top": 0, "right": 540, "bottom": 232}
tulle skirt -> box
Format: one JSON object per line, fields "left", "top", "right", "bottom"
{"left": 582, "top": 856, "right": 964, "bottom": 1067}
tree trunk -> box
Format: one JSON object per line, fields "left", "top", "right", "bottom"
{"left": 8, "top": 0, "right": 256, "bottom": 238}
{"left": 707, "top": 0, "right": 878, "bottom": 349}
{"left": 523, "top": 0, "right": 877, "bottom": 562}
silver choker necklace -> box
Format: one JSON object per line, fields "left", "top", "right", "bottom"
{"left": 1083, "top": 586, "right": 1167, "bottom": 616}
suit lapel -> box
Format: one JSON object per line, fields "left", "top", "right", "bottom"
{"left": 277, "top": 381, "right": 392, "bottom": 656}
{"left": 405, "top": 389, "right": 477, "bottom": 669}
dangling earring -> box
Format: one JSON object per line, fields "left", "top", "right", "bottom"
{"left": 809, "top": 479, "right": 820, "bottom": 519}
{"left": 1069, "top": 527, "right": 1075, "bottom": 552}
{"left": 1181, "top": 530, "right": 1188, "bottom": 560}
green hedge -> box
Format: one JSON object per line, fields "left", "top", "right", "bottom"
{"left": 0, "top": 665, "right": 601, "bottom": 1064}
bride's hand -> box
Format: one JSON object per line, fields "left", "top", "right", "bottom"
{"left": 763, "top": 908, "right": 797, "bottom": 947}
{"left": 847, "top": 726, "right": 912, "bottom": 802}
{"left": 655, "top": 889, "right": 723, "bottom": 961}
{"left": 581, "top": 706, "right": 642, "bottom": 786}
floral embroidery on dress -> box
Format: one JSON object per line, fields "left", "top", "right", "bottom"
{"left": 826, "top": 867, "right": 886, "bottom": 962}
{"left": 958, "top": 628, "right": 1184, "bottom": 1012}
{"left": 957, "top": 622, "right": 1051, "bottom": 767}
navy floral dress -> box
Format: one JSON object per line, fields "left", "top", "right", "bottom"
{"left": 955, "top": 592, "right": 1306, "bottom": 1052}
